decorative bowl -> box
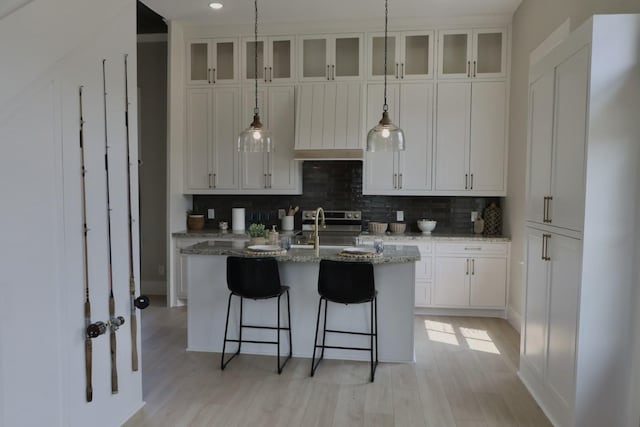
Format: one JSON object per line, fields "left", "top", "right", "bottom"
{"left": 389, "top": 223, "right": 406, "bottom": 234}
{"left": 417, "top": 219, "right": 437, "bottom": 234}
{"left": 368, "top": 222, "right": 388, "bottom": 234}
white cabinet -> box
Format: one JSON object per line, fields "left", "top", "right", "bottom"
{"left": 242, "top": 36, "right": 295, "bottom": 83}
{"left": 185, "top": 87, "right": 241, "bottom": 192}
{"left": 367, "top": 31, "right": 434, "bottom": 80}
{"left": 240, "top": 85, "right": 301, "bottom": 193}
{"left": 299, "top": 34, "right": 362, "bottom": 81}
{"left": 434, "top": 81, "right": 506, "bottom": 195}
{"left": 294, "top": 82, "right": 363, "bottom": 154}
{"left": 522, "top": 226, "right": 581, "bottom": 417}
{"left": 172, "top": 237, "right": 205, "bottom": 302}
{"left": 437, "top": 28, "right": 506, "bottom": 79}
{"left": 520, "top": 16, "right": 640, "bottom": 427}
{"left": 433, "top": 242, "right": 508, "bottom": 308}
{"left": 363, "top": 82, "right": 433, "bottom": 195}
{"left": 187, "top": 38, "right": 238, "bottom": 85}
{"left": 526, "top": 48, "right": 588, "bottom": 232}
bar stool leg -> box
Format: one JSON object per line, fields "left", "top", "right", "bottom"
{"left": 310, "top": 297, "right": 323, "bottom": 376}
{"left": 320, "top": 299, "right": 328, "bottom": 360}
{"left": 237, "top": 297, "right": 243, "bottom": 355}
{"left": 277, "top": 292, "right": 281, "bottom": 373}
{"left": 221, "top": 293, "right": 233, "bottom": 370}
{"left": 374, "top": 296, "right": 379, "bottom": 367}
{"left": 370, "top": 298, "right": 375, "bottom": 382}
{"left": 286, "top": 290, "right": 292, "bottom": 358}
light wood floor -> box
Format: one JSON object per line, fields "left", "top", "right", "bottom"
{"left": 124, "top": 298, "right": 550, "bottom": 427}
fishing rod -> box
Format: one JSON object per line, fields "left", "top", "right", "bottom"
{"left": 102, "top": 59, "right": 125, "bottom": 394}
{"left": 123, "top": 54, "right": 149, "bottom": 373}
{"left": 79, "top": 86, "right": 107, "bottom": 402}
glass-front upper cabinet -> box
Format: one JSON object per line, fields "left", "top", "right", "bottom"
{"left": 437, "top": 28, "right": 506, "bottom": 79}
{"left": 299, "top": 34, "right": 362, "bottom": 81}
{"left": 242, "top": 36, "right": 295, "bottom": 83}
{"left": 368, "top": 31, "right": 434, "bottom": 80}
{"left": 187, "top": 38, "right": 239, "bottom": 85}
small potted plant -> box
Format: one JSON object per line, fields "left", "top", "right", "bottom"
{"left": 187, "top": 210, "right": 205, "bottom": 231}
{"left": 247, "top": 223, "right": 268, "bottom": 245}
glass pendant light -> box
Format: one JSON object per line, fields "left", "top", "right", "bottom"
{"left": 366, "top": 0, "right": 405, "bottom": 152}
{"left": 238, "top": 0, "right": 272, "bottom": 152}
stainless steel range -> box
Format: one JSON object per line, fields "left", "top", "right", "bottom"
{"left": 298, "top": 210, "right": 362, "bottom": 246}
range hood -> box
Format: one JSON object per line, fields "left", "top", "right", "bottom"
{"left": 293, "top": 149, "right": 363, "bottom": 160}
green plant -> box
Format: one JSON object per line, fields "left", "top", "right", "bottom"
{"left": 247, "top": 223, "right": 267, "bottom": 238}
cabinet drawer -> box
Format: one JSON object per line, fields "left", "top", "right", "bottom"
{"left": 416, "top": 256, "right": 432, "bottom": 281}
{"left": 415, "top": 281, "right": 431, "bottom": 307}
{"left": 436, "top": 242, "right": 508, "bottom": 256}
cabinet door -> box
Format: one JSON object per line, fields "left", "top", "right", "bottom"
{"left": 472, "top": 29, "right": 506, "bottom": 78}
{"left": 401, "top": 31, "right": 434, "bottom": 80}
{"left": 522, "top": 228, "right": 549, "bottom": 378}
{"left": 437, "top": 30, "right": 472, "bottom": 79}
{"left": 469, "top": 81, "right": 506, "bottom": 192}
{"left": 433, "top": 256, "right": 469, "bottom": 307}
{"left": 398, "top": 83, "right": 433, "bottom": 192}
{"left": 211, "top": 87, "right": 240, "bottom": 190}
{"left": 368, "top": 32, "right": 400, "bottom": 80}
{"left": 212, "top": 38, "right": 238, "bottom": 83}
{"left": 546, "top": 233, "right": 581, "bottom": 407}
{"left": 469, "top": 257, "right": 506, "bottom": 307}
{"left": 243, "top": 37, "right": 266, "bottom": 82}
{"left": 269, "top": 37, "right": 294, "bottom": 82}
{"left": 526, "top": 71, "right": 554, "bottom": 224}
{"left": 550, "top": 47, "right": 588, "bottom": 232}
{"left": 363, "top": 84, "right": 400, "bottom": 193}
{"left": 333, "top": 34, "right": 361, "bottom": 80}
{"left": 187, "top": 40, "right": 211, "bottom": 84}
{"left": 240, "top": 88, "right": 268, "bottom": 189}
{"left": 185, "top": 89, "right": 212, "bottom": 191}
{"left": 415, "top": 282, "right": 431, "bottom": 307}
{"left": 434, "top": 82, "right": 470, "bottom": 191}
{"left": 300, "top": 36, "right": 329, "bottom": 81}
{"left": 267, "top": 86, "right": 298, "bottom": 191}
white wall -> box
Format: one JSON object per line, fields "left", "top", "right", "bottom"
{"left": 137, "top": 38, "right": 168, "bottom": 295}
{"left": 505, "top": 0, "right": 640, "bottom": 331}
{"left": 0, "top": 1, "right": 143, "bottom": 426}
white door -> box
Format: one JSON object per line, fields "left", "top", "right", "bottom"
{"left": 240, "top": 87, "right": 268, "bottom": 190}
{"left": 469, "top": 81, "right": 506, "bottom": 192}
{"left": 526, "top": 71, "right": 555, "bottom": 223}
{"left": 546, "top": 233, "right": 581, "bottom": 407}
{"left": 398, "top": 83, "right": 433, "bottom": 192}
{"left": 469, "top": 257, "right": 506, "bottom": 307}
{"left": 267, "top": 86, "right": 297, "bottom": 190}
{"left": 185, "top": 88, "right": 212, "bottom": 190}
{"left": 522, "top": 228, "right": 549, "bottom": 378}
{"left": 550, "top": 47, "right": 588, "bottom": 232}
{"left": 363, "top": 83, "right": 400, "bottom": 193}
{"left": 433, "top": 256, "right": 469, "bottom": 307}
{"left": 210, "top": 87, "right": 240, "bottom": 190}
{"left": 434, "top": 82, "right": 470, "bottom": 191}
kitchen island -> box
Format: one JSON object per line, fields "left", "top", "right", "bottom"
{"left": 181, "top": 240, "right": 420, "bottom": 362}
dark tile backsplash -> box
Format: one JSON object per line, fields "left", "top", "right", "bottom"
{"left": 193, "top": 161, "right": 501, "bottom": 234}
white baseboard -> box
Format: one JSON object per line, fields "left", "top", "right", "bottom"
{"left": 414, "top": 307, "right": 506, "bottom": 318}
{"left": 507, "top": 306, "right": 521, "bottom": 333}
{"left": 141, "top": 280, "right": 166, "bottom": 295}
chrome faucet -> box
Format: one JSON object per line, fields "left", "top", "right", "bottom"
{"left": 313, "top": 207, "right": 326, "bottom": 256}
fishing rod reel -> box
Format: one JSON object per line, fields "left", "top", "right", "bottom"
{"left": 133, "top": 295, "right": 150, "bottom": 310}
{"left": 86, "top": 321, "right": 107, "bottom": 339}
{"left": 108, "top": 316, "right": 126, "bottom": 332}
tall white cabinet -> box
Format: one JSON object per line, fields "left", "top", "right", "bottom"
{"left": 520, "top": 15, "right": 640, "bottom": 427}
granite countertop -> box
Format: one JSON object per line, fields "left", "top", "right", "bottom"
{"left": 180, "top": 240, "right": 420, "bottom": 265}
{"left": 173, "top": 228, "right": 510, "bottom": 242}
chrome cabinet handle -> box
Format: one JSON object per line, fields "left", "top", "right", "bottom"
{"left": 212, "top": 68, "right": 216, "bottom": 84}
{"left": 395, "top": 63, "right": 399, "bottom": 79}
{"left": 208, "top": 173, "right": 212, "bottom": 188}
{"left": 393, "top": 173, "right": 398, "bottom": 189}
{"left": 264, "top": 67, "right": 268, "bottom": 82}
{"left": 543, "top": 197, "right": 548, "bottom": 222}
{"left": 269, "top": 66, "right": 273, "bottom": 82}
{"left": 546, "top": 196, "right": 553, "bottom": 223}
{"left": 332, "top": 64, "right": 335, "bottom": 80}
{"left": 542, "top": 234, "right": 551, "bottom": 261}
{"left": 207, "top": 68, "right": 212, "bottom": 84}
{"left": 470, "top": 173, "right": 474, "bottom": 190}
{"left": 327, "top": 65, "right": 330, "bottom": 80}
{"left": 466, "top": 259, "right": 469, "bottom": 275}
{"left": 399, "top": 173, "right": 403, "bottom": 189}
{"left": 471, "top": 259, "right": 475, "bottom": 275}
{"left": 268, "top": 173, "right": 272, "bottom": 188}
{"left": 465, "top": 174, "right": 468, "bottom": 190}
{"left": 473, "top": 60, "right": 476, "bottom": 77}
{"left": 401, "top": 63, "right": 405, "bottom": 79}
{"left": 467, "top": 61, "right": 470, "bottom": 77}
{"left": 464, "top": 247, "right": 482, "bottom": 251}
{"left": 213, "top": 173, "right": 216, "bottom": 188}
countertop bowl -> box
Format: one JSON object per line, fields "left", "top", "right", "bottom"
{"left": 368, "top": 222, "right": 388, "bottom": 234}
{"left": 417, "top": 220, "right": 437, "bottom": 234}
{"left": 389, "top": 223, "right": 406, "bottom": 234}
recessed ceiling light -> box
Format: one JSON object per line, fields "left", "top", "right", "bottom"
{"left": 209, "top": 2, "right": 223, "bottom": 9}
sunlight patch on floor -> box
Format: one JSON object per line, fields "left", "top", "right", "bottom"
{"left": 425, "top": 321, "right": 500, "bottom": 353}
{"left": 424, "top": 320, "right": 459, "bottom": 346}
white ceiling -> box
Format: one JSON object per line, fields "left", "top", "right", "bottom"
{"left": 142, "top": 0, "right": 522, "bottom": 26}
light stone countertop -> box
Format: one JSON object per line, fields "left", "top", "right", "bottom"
{"left": 180, "top": 240, "right": 420, "bottom": 264}
{"left": 171, "top": 229, "right": 298, "bottom": 239}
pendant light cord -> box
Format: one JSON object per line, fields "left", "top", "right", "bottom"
{"left": 254, "top": 0, "right": 259, "bottom": 115}
{"left": 383, "top": 0, "right": 388, "bottom": 113}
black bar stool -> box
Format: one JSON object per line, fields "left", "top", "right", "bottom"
{"left": 221, "top": 256, "right": 292, "bottom": 374}
{"left": 310, "top": 259, "right": 378, "bottom": 382}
